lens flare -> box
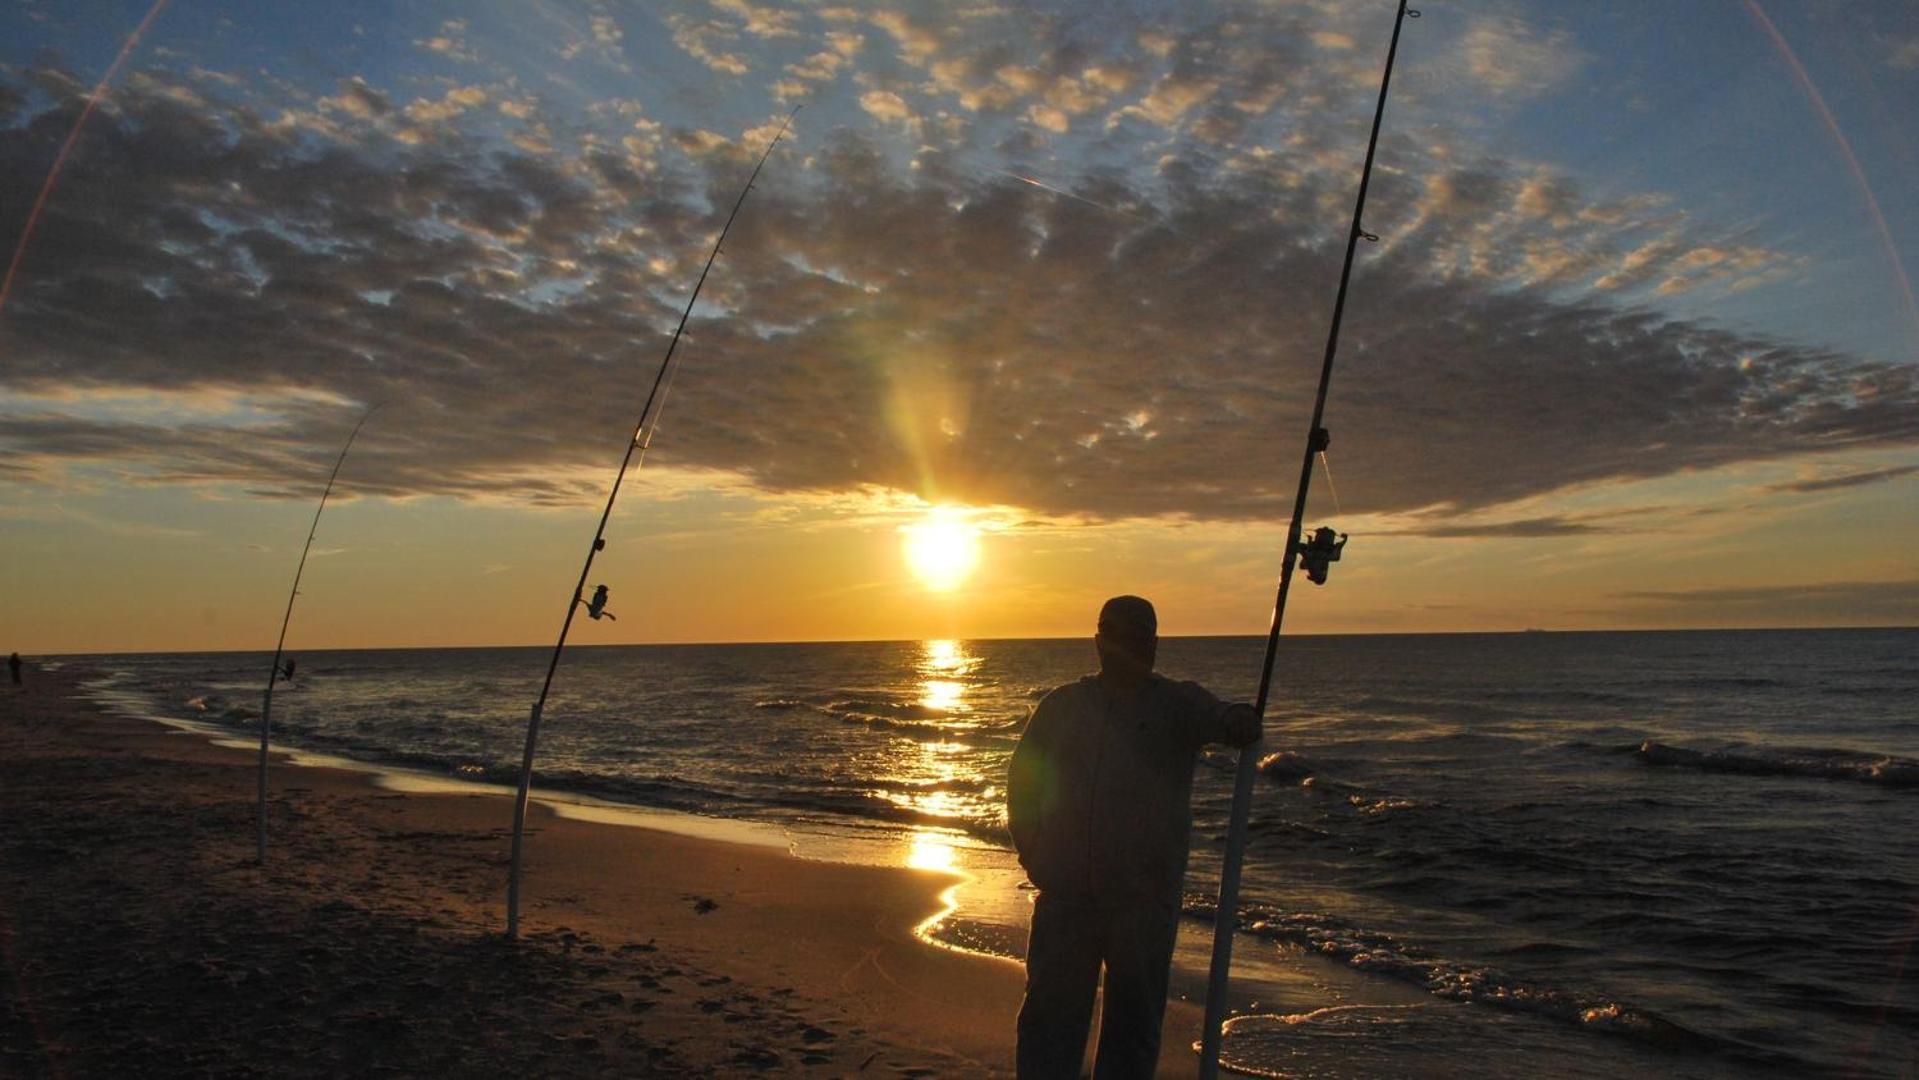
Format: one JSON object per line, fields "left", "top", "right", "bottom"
{"left": 1, "top": 0, "right": 172, "bottom": 315}
{"left": 1743, "top": 0, "right": 1919, "bottom": 352}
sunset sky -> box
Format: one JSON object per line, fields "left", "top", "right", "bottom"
{"left": 2, "top": 0, "right": 1916, "bottom": 653}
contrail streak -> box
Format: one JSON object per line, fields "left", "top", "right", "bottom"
{"left": 985, "top": 166, "right": 1199, "bottom": 241}
{"left": 993, "top": 168, "right": 1126, "bottom": 215}
{"left": 0, "top": 0, "right": 172, "bottom": 315}
{"left": 1743, "top": 0, "right": 1919, "bottom": 354}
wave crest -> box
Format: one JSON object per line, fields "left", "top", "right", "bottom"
{"left": 1633, "top": 741, "right": 1919, "bottom": 788}
{"left": 1185, "top": 901, "right": 1702, "bottom": 1050}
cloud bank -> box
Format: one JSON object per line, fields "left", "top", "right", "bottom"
{"left": 2, "top": 2, "right": 1914, "bottom": 524}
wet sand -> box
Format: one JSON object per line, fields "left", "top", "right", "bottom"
{"left": 0, "top": 663, "right": 1209, "bottom": 1076}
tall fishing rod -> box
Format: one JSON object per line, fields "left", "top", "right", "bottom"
{"left": 504, "top": 109, "right": 797, "bottom": 940}
{"left": 1197, "top": 4, "right": 1417, "bottom": 1076}
{"left": 257, "top": 402, "right": 381, "bottom": 862}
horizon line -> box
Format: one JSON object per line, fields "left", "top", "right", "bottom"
{"left": 26, "top": 622, "right": 1918, "bottom": 658}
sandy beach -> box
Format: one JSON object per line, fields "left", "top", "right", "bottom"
{"left": 0, "top": 662, "right": 1220, "bottom": 1077}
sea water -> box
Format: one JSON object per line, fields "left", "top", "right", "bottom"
{"left": 73, "top": 629, "right": 1918, "bottom": 1078}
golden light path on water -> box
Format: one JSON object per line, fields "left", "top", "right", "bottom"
{"left": 920, "top": 680, "right": 965, "bottom": 712}
{"left": 890, "top": 640, "right": 1001, "bottom": 949}
{"left": 921, "top": 637, "right": 973, "bottom": 674}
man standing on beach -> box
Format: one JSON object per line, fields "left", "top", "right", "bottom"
{"left": 8, "top": 652, "right": 20, "bottom": 686}
{"left": 1006, "top": 596, "right": 1261, "bottom": 1078}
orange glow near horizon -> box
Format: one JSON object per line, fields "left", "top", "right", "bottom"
{"left": 6, "top": 453, "right": 1915, "bottom": 656}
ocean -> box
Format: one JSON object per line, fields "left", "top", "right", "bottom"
{"left": 71, "top": 628, "right": 1918, "bottom": 1078}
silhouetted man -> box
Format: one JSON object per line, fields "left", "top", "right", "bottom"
{"left": 7, "top": 652, "right": 19, "bottom": 686}
{"left": 1007, "top": 596, "right": 1260, "bottom": 1078}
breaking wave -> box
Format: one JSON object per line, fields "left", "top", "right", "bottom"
{"left": 1631, "top": 741, "right": 1919, "bottom": 788}
{"left": 1186, "top": 900, "right": 1703, "bottom": 1051}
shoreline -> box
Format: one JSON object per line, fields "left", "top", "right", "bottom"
{"left": 75, "top": 664, "right": 1045, "bottom": 962}
{"left": 1, "top": 662, "right": 1233, "bottom": 1076}
{"left": 79, "top": 671, "right": 805, "bottom": 854}
{"left": 70, "top": 654, "right": 1350, "bottom": 1037}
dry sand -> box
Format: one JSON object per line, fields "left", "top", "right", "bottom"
{"left": 0, "top": 663, "right": 1210, "bottom": 1077}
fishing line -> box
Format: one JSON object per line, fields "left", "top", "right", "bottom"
{"left": 1318, "top": 450, "right": 1344, "bottom": 516}
{"left": 256, "top": 402, "right": 382, "bottom": 862}
{"left": 1197, "top": 4, "right": 1418, "bottom": 1076}
{"left": 504, "top": 109, "right": 798, "bottom": 940}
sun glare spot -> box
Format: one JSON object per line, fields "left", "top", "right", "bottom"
{"left": 920, "top": 638, "right": 982, "bottom": 676}
{"left": 901, "top": 507, "right": 982, "bottom": 592}
{"left": 906, "top": 832, "right": 958, "bottom": 872}
{"left": 921, "top": 679, "right": 965, "bottom": 712}
{"left": 923, "top": 638, "right": 964, "bottom": 671}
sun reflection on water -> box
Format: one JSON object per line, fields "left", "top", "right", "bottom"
{"left": 871, "top": 641, "right": 998, "bottom": 875}
{"left": 855, "top": 641, "right": 1013, "bottom": 951}
{"left": 906, "top": 831, "right": 958, "bottom": 872}
{"left": 917, "top": 639, "right": 977, "bottom": 715}
{"left": 907, "top": 832, "right": 968, "bottom": 951}
{"left": 921, "top": 679, "right": 965, "bottom": 711}
{"left": 920, "top": 638, "right": 978, "bottom": 675}
{"left": 924, "top": 638, "right": 961, "bottom": 670}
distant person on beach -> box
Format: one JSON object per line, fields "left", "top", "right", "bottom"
{"left": 8, "top": 652, "right": 20, "bottom": 686}
{"left": 1006, "top": 595, "right": 1261, "bottom": 1078}
{"left": 279, "top": 657, "right": 296, "bottom": 683}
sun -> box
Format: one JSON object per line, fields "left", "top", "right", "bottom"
{"left": 901, "top": 507, "right": 982, "bottom": 592}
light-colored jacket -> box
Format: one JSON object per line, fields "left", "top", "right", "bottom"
{"left": 1006, "top": 674, "right": 1237, "bottom": 903}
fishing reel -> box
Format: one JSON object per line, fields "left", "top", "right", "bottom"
{"left": 1294, "top": 526, "right": 1347, "bottom": 585}
{"left": 581, "top": 583, "right": 618, "bottom": 621}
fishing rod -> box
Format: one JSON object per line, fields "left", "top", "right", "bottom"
{"left": 1197, "top": 4, "right": 1418, "bottom": 1077}
{"left": 256, "top": 402, "right": 381, "bottom": 862}
{"left": 504, "top": 109, "right": 798, "bottom": 940}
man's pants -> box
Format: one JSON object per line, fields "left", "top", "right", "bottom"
{"left": 1015, "top": 890, "right": 1182, "bottom": 1079}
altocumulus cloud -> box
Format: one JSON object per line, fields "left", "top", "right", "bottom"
{"left": 2, "top": 1, "right": 1916, "bottom": 523}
